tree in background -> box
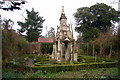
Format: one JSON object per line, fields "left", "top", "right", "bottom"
{"left": 1, "top": 19, "right": 14, "bottom": 30}
{"left": 40, "top": 27, "right": 55, "bottom": 54}
{"left": 46, "top": 27, "right": 55, "bottom": 38}
{"left": 117, "top": 27, "right": 120, "bottom": 75}
{"left": 0, "top": 0, "right": 26, "bottom": 11}
{"left": 2, "top": 18, "right": 29, "bottom": 63}
{"left": 0, "top": 18, "right": 1, "bottom": 50}
{"left": 74, "top": 3, "right": 119, "bottom": 42}
{"left": 92, "top": 30, "right": 117, "bottom": 57}
{"left": 40, "top": 43, "right": 53, "bottom": 54}
{"left": 17, "top": 8, "right": 45, "bottom": 42}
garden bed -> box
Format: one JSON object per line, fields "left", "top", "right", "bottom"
{"left": 27, "top": 61, "right": 117, "bottom": 72}
{"left": 6, "top": 54, "right": 118, "bottom": 73}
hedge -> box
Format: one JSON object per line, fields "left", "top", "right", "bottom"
{"left": 7, "top": 60, "right": 117, "bottom": 73}
{"left": 25, "top": 61, "right": 117, "bottom": 72}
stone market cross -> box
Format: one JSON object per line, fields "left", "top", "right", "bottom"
{"left": 52, "top": 6, "right": 78, "bottom": 62}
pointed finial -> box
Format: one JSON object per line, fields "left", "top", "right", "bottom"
{"left": 60, "top": 6, "right": 67, "bottom": 20}
{"left": 61, "top": 6, "right": 65, "bottom": 14}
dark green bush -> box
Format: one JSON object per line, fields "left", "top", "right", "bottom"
{"left": 2, "top": 68, "right": 24, "bottom": 78}
{"left": 34, "top": 62, "right": 42, "bottom": 66}
{"left": 27, "top": 70, "right": 44, "bottom": 78}
{"left": 28, "top": 61, "right": 117, "bottom": 73}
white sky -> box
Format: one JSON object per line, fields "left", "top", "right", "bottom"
{"left": 0, "top": 0, "right": 118, "bottom": 40}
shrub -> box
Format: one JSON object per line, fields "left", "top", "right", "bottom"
{"left": 28, "top": 61, "right": 117, "bottom": 73}
{"left": 27, "top": 70, "right": 44, "bottom": 78}
{"left": 2, "top": 68, "right": 24, "bottom": 78}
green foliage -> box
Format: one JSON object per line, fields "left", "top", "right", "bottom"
{"left": 79, "top": 31, "right": 118, "bottom": 57}
{"left": 40, "top": 54, "right": 49, "bottom": 59}
{"left": 90, "top": 3, "right": 119, "bottom": 31}
{"left": 18, "top": 37, "right": 28, "bottom": 49}
{"left": 78, "top": 55, "right": 116, "bottom": 63}
{"left": 25, "top": 70, "right": 58, "bottom": 78}
{"left": 34, "top": 54, "right": 50, "bottom": 66}
{"left": 2, "top": 54, "right": 119, "bottom": 78}
{"left": 78, "top": 43, "right": 93, "bottom": 55}
{"left": 40, "top": 43, "right": 53, "bottom": 54}
{"left": 19, "top": 54, "right": 50, "bottom": 66}
{"left": 5, "top": 54, "right": 118, "bottom": 75}
{"left": 3, "top": 68, "right": 119, "bottom": 78}
{"left": 92, "top": 31, "right": 118, "bottom": 57}
{"left": 2, "top": 32, "right": 28, "bottom": 61}
{"left": 2, "top": 19, "right": 29, "bottom": 63}
{"left": 10, "top": 58, "right": 19, "bottom": 65}
{"left": 27, "top": 70, "right": 44, "bottom": 78}
{"left": 117, "top": 27, "right": 120, "bottom": 75}
{"left": 17, "top": 8, "right": 45, "bottom": 42}
{"left": 74, "top": 3, "right": 119, "bottom": 42}
{"left": 83, "top": 28, "right": 100, "bottom": 42}
{"left": 1, "top": 18, "right": 29, "bottom": 66}
{"left": 2, "top": 68, "right": 24, "bottom": 78}
{"left": 17, "top": 36, "right": 29, "bottom": 54}
{"left": 29, "top": 61, "right": 117, "bottom": 73}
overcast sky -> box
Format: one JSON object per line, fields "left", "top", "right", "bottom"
{"left": 0, "top": 0, "right": 118, "bottom": 39}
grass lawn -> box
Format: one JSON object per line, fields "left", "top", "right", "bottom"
{"left": 2, "top": 67, "right": 119, "bottom": 78}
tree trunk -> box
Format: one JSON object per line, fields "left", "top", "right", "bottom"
{"left": 109, "top": 45, "right": 112, "bottom": 58}
{"left": 92, "top": 44, "right": 95, "bottom": 56}
{"left": 99, "top": 43, "right": 103, "bottom": 57}
{"left": 87, "top": 43, "right": 89, "bottom": 56}
{"left": 117, "top": 27, "right": 120, "bottom": 75}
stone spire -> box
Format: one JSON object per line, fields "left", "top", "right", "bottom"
{"left": 61, "top": 6, "right": 65, "bottom": 14}
{"left": 60, "top": 6, "right": 67, "bottom": 20}
{"left": 119, "top": 0, "right": 120, "bottom": 11}
{"left": 52, "top": 6, "right": 78, "bottom": 62}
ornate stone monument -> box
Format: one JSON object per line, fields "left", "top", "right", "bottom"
{"left": 52, "top": 6, "right": 78, "bottom": 62}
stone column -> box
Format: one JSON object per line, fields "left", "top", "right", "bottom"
{"left": 70, "top": 43, "right": 73, "bottom": 61}
{"left": 60, "top": 43, "right": 63, "bottom": 61}
{"left": 38, "top": 43, "right": 41, "bottom": 56}
{"left": 52, "top": 44, "right": 55, "bottom": 60}
{"left": 74, "top": 52, "right": 77, "bottom": 62}
{"left": 74, "top": 43, "right": 78, "bottom": 62}
{"left": 57, "top": 39, "right": 61, "bottom": 62}
{"left": 65, "top": 43, "right": 70, "bottom": 61}
{"left": 54, "top": 43, "right": 57, "bottom": 60}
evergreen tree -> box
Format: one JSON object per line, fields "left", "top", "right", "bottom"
{"left": 74, "top": 3, "right": 119, "bottom": 42}
{"left": 17, "top": 8, "right": 45, "bottom": 42}
{"left": 0, "top": 1, "right": 26, "bottom": 11}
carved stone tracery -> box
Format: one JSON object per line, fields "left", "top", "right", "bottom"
{"left": 52, "top": 6, "right": 78, "bottom": 62}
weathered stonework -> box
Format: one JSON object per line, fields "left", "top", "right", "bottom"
{"left": 52, "top": 6, "right": 78, "bottom": 62}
